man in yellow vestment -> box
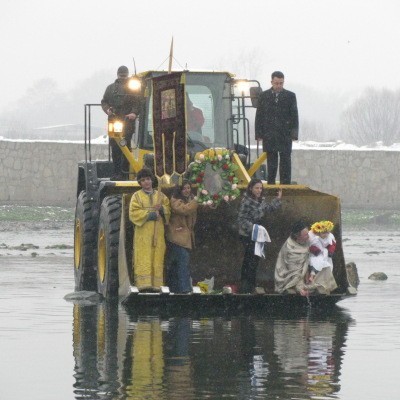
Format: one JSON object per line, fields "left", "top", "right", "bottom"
{"left": 129, "top": 168, "right": 171, "bottom": 290}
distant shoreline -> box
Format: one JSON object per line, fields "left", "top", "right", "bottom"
{"left": 0, "top": 205, "right": 398, "bottom": 232}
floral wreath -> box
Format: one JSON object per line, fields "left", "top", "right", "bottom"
{"left": 189, "top": 150, "right": 241, "bottom": 206}
{"left": 311, "top": 220, "right": 334, "bottom": 233}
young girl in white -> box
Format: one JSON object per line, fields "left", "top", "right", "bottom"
{"left": 308, "top": 220, "right": 336, "bottom": 282}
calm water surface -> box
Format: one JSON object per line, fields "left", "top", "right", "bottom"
{"left": 0, "top": 227, "right": 399, "bottom": 400}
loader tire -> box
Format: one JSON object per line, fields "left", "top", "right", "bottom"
{"left": 97, "top": 195, "right": 122, "bottom": 298}
{"left": 74, "top": 191, "right": 97, "bottom": 291}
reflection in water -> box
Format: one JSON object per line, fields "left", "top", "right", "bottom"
{"left": 273, "top": 319, "right": 342, "bottom": 398}
{"left": 127, "top": 319, "right": 164, "bottom": 398}
{"left": 72, "top": 304, "right": 353, "bottom": 399}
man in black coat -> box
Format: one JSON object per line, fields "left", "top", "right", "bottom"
{"left": 255, "top": 71, "right": 299, "bottom": 184}
{"left": 101, "top": 65, "right": 141, "bottom": 180}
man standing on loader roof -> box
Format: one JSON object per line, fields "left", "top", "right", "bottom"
{"left": 255, "top": 71, "right": 299, "bottom": 185}
{"left": 101, "top": 65, "right": 141, "bottom": 180}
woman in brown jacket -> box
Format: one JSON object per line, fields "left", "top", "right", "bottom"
{"left": 165, "top": 180, "right": 198, "bottom": 293}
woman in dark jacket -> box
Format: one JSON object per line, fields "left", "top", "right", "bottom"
{"left": 238, "top": 179, "right": 282, "bottom": 293}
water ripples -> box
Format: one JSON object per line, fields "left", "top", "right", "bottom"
{"left": 1, "top": 228, "right": 399, "bottom": 399}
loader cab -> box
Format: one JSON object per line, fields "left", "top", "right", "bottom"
{"left": 137, "top": 71, "right": 236, "bottom": 156}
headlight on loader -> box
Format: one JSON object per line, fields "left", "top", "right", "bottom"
{"left": 235, "top": 80, "right": 249, "bottom": 95}
{"left": 128, "top": 77, "right": 141, "bottom": 92}
{"left": 108, "top": 121, "right": 124, "bottom": 133}
{"left": 113, "top": 121, "right": 124, "bottom": 133}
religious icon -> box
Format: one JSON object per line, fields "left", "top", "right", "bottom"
{"left": 161, "top": 89, "right": 176, "bottom": 119}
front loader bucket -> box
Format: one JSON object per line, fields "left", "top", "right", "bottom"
{"left": 190, "top": 185, "right": 347, "bottom": 293}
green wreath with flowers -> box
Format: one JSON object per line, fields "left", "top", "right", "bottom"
{"left": 189, "top": 150, "right": 241, "bottom": 206}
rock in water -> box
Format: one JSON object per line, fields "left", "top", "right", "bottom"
{"left": 346, "top": 262, "right": 360, "bottom": 289}
{"left": 368, "top": 272, "right": 388, "bottom": 281}
{"left": 64, "top": 290, "right": 102, "bottom": 304}
{"left": 347, "top": 286, "right": 358, "bottom": 295}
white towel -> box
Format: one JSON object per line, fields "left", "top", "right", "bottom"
{"left": 252, "top": 224, "right": 271, "bottom": 258}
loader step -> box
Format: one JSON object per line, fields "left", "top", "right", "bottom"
{"left": 121, "top": 291, "right": 350, "bottom": 314}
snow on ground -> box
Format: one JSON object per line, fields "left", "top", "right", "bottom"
{"left": 293, "top": 140, "right": 400, "bottom": 151}
{"left": 255, "top": 140, "right": 400, "bottom": 151}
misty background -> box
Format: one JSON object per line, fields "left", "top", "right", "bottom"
{"left": 1, "top": 0, "right": 400, "bottom": 146}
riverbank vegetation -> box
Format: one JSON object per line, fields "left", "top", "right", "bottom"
{"left": 0, "top": 205, "right": 399, "bottom": 231}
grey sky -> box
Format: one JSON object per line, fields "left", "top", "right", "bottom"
{"left": 2, "top": 0, "right": 400, "bottom": 108}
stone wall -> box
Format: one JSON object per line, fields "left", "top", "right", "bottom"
{"left": 0, "top": 139, "right": 398, "bottom": 209}
{"left": 292, "top": 148, "right": 398, "bottom": 209}
{"left": 0, "top": 140, "right": 108, "bottom": 206}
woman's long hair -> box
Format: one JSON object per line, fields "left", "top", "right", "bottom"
{"left": 245, "top": 178, "right": 264, "bottom": 200}
{"left": 172, "top": 180, "right": 193, "bottom": 202}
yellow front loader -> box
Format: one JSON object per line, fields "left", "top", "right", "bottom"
{"left": 74, "top": 70, "right": 354, "bottom": 310}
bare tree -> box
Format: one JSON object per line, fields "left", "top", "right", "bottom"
{"left": 0, "top": 71, "right": 111, "bottom": 139}
{"left": 230, "top": 47, "right": 265, "bottom": 80}
{"left": 341, "top": 88, "right": 400, "bottom": 145}
{"left": 300, "top": 119, "right": 327, "bottom": 142}
{"left": 215, "top": 47, "right": 267, "bottom": 82}
{"left": 1, "top": 78, "right": 68, "bottom": 135}
{"left": 0, "top": 118, "right": 29, "bottom": 139}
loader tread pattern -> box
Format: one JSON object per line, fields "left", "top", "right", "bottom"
{"left": 97, "top": 195, "right": 122, "bottom": 298}
{"left": 74, "top": 191, "right": 97, "bottom": 291}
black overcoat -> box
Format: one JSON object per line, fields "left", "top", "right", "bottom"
{"left": 255, "top": 88, "right": 299, "bottom": 152}
{"left": 101, "top": 79, "right": 141, "bottom": 117}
